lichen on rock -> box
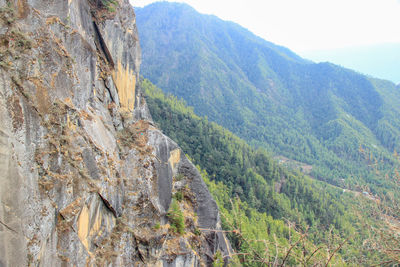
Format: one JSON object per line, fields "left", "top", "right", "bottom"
{"left": 0, "top": 0, "right": 230, "bottom": 266}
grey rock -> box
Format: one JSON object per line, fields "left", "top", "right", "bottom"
{"left": 134, "top": 88, "right": 154, "bottom": 122}
{"left": 82, "top": 148, "right": 101, "bottom": 180}
{"left": 0, "top": 0, "right": 231, "bottom": 266}
{"left": 163, "top": 253, "right": 199, "bottom": 267}
{"left": 148, "top": 129, "right": 177, "bottom": 213}
{"left": 105, "top": 75, "right": 120, "bottom": 106}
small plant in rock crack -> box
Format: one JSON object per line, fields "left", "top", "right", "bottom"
{"left": 154, "top": 222, "right": 161, "bottom": 230}
{"left": 173, "top": 191, "right": 183, "bottom": 202}
{"left": 101, "top": 0, "right": 118, "bottom": 12}
{"left": 174, "top": 173, "right": 185, "bottom": 181}
{"left": 193, "top": 227, "right": 201, "bottom": 236}
{"left": 212, "top": 250, "right": 224, "bottom": 267}
{"left": 116, "top": 128, "right": 136, "bottom": 148}
{"left": 167, "top": 199, "right": 185, "bottom": 234}
{"left": 0, "top": 4, "right": 16, "bottom": 25}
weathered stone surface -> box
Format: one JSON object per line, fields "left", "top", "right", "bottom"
{"left": 0, "top": 0, "right": 230, "bottom": 266}
{"left": 148, "top": 129, "right": 177, "bottom": 213}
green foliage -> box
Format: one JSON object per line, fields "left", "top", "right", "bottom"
{"left": 136, "top": 2, "right": 400, "bottom": 198}
{"left": 212, "top": 250, "right": 224, "bottom": 267}
{"left": 144, "top": 79, "right": 348, "bottom": 226}
{"left": 167, "top": 199, "right": 185, "bottom": 234}
{"left": 154, "top": 222, "right": 161, "bottom": 230}
{"left": 173, "top": 191, "right": 183, "bottom": 202}
{"left": 174, "top": 173, "right": 185, "bottom": 181}
{"left": 202, "top": 162, "right": 350, "bottom": 266}
{"left": 101, "top": 0, "right": 118, "bottom": 12}
{"left": 137, "top": 3, "right": 400, "bottom": 264}
{"left": 193, "top": 227, "right": 201, "bottom": 236}
{"left": 143, "top": 78, "right": 387, "bottom": 264}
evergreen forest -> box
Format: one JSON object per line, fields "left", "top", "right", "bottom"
{"left": 143, "top": 79, "right": 397, "bottom": 265}
{"left": 136, "top": 2, "right": 400, "bottom": 265}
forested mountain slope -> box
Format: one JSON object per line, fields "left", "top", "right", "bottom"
{"left": 142, "top": 79, "right": 389, "bottom": 265}
{"left": 136, "top": 2, "right": 400, "bottom": 193}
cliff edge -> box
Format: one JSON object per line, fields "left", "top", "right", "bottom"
{"left": 0, "top": 0, "right": 230, "bottom": 266}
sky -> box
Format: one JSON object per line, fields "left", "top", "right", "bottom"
{"left": 130, "top": 0, "right": 400, "bottom": 53}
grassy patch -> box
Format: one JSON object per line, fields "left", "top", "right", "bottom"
{"left": 101, "top": 0, "right": 118, "bottom": 12}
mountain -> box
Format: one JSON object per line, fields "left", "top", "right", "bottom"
{"left": 0, "top": 1, "right": 229, "bottom": 265}
{"left": 300, "top": 43, "right": 400, "bottom": 84}
{"left": 142, "top": 78, "right": 388, "bottom": 265}
{"left": 136, "top": 2, "right": 400, "bottom": 194}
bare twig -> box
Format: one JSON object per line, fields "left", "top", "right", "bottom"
{"left": 369, "top": 260, "right": 395, "bottom": 267}
{"left": 273, "top": 234, "right": 279, "bottom": 267}
{"left": 324, "top": 237, "right": 348, "bottom": 267}
{"left": 280, "top": 233, "right": 306, "bottom": 267}
{"left": 304, "top": 246, "right": 323, "bottom": 266}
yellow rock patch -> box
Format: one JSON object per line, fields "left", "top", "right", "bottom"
{"left": 17, "top": 0, "right": 29, "bottom": 19}
{"left": 76, "top": 200, "right": 116, "bottom": 254}
{"left": 66, "top": 114, "right": 76, "bottom": 131}
{"left": 77, "top": 204, "right": 103, "bottom": 252}
{"left": 30, "top": 78, "right": 51, "bottom": 114}
{"left": 112, "top": 61, "right": 136, "bottom": 111}
{"left": 88, "top": 208, "right": 102, "bottom": 240}
{"left": 168, "top": 149, "right": 181, "bottom": 172}
{"left": 77, "top": 205, "right": 90, "bottom": 251}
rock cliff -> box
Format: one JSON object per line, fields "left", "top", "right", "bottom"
{"left": 0, "top": 0, "right": 230, "bottom": 266}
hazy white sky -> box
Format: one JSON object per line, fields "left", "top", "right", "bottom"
{"left": 130, "top": 0, "right": 400, "bottom": 53}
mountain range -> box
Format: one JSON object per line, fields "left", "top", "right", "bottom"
{"left": 136, "top": 2, "right": 400, "bottom": 194}
{"left": 2, "top": 0, "right": 398, "bottom": 265}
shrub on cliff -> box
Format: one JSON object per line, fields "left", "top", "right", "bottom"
{"left": 167, "top": 199, "right": 185, "bottom": 234}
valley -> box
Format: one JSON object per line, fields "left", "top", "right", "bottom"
{"left": 136, "top": 2, "right": 400, "bottom": 265}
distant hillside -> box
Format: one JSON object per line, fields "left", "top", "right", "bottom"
{"left": 300, "top": 43, "right": 400, "bottom": 84}
{"left": 136, "top": 2, "right": 400, "bottom": 194}
{"left": 142, "top": 79, "right": 385, "bottom": 265}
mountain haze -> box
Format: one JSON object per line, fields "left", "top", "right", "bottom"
{"left": 136, "top": 2, "right": 400, "bottom": 192}
{"left": 300, "top": 43, "right": 400, "bottom": 84}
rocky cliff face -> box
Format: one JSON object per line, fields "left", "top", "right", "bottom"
{"left": 0, "top": 0, "right": 230, "bottom": 266}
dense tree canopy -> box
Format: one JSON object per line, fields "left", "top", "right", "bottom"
{"left": 143, "top": 79, "right": 389, "bottom": 265}
{"left": 136, "top": 2, "right": 400, "bottom": 196}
